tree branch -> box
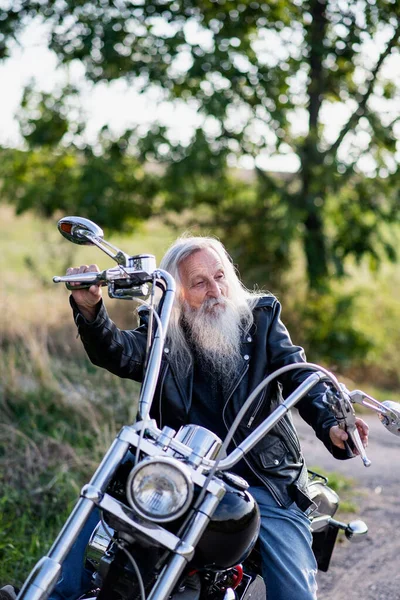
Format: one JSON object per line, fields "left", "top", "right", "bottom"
{"left": 307, "top": 0, "right": 328, "bottom": 134}
{"left": 324, "top": 24, "right": 400, "bottom": 160}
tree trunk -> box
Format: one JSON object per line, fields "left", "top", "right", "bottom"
{"left": 301, "top": 0, "right": 329, "bottom": 290}
{"left": 303, "top": 203, "right": 329, "bottom": 289}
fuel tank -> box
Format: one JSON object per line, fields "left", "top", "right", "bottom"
{"left": 192, "top": 477, "right": 260, "bottom": 570}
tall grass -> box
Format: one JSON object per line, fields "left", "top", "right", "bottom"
{"left": 0, "top": 317, "right": 140, "bottom": 585}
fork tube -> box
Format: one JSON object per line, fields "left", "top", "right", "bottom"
{"left": 148, "top": 494, "right": 223, "bottom": 600}
{"left": 139, "top": 270, "right": 175, "bottom": 420}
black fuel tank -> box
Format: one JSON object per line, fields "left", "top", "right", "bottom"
{"left": 192, "top": 479, "right": 260, "bottom": 570}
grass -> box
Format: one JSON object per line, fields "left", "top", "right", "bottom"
{"left": 1, "top": 205, "right": 400, "bottom": 586}
{"left": 0, "top": 324, "right": 141, "bottom": 585}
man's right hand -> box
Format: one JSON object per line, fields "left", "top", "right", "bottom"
{"left": 67, "top": 264, "right": 102, "bottom": 322}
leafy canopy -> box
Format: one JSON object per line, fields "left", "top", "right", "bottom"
{"left": 1, "top": 0, "right": 400, "bottom": 288}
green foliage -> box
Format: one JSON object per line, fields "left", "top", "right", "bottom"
{"left": 1, "top": 1, "right": 400, "bottom": 288}
{"left": 162, "top": 167, "right": 299, "bottom": 289}
{"left": 18, "top": 84, "right": 74, "bottom": 148}
{"left": 0, "top": 479, "right": 77, "bottom": 585}
{"left": 0, "top": 136, "right": 159, "bottom": 232}
{"left": 297, "top": 289, "right": 373, "bottom": 367}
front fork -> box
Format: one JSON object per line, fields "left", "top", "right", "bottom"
{"left": 17, "top": 426, "right": 224, "bottom": 600}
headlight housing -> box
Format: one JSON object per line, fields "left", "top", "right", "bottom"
{"left": 126, "top": 456, "right": 194, "bottom": 522}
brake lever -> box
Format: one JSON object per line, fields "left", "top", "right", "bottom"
{"left": 324, "top": 386, "right": 371, "bottom": 467}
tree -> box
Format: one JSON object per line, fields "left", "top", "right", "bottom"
{"left": 1, "top": 0, "right": 400, "bottom": 288}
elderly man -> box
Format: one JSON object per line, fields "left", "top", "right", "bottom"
{"left": 2, "top": 236, "right": 368, "bottom": 600}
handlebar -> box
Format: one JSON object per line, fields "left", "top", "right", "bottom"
{"left": 53, "top": 270, "right": 109, "bottom": 289}
{"left": 53, "top": 260, "right": 157, "bottom": 299}
{"left": 348, "top": 390, "right": 400, "bottom": 436}
{"left": 324, "top": 383, "right": 400, "bottom": 467}
{"left": 138, "top": 365, "right": 400, "bottom": 478}
{"left": 54, "top": 217, "right": 157, "bottom": 299}
{"left": 219, "top": 363, "right": 400, "bottom": 471}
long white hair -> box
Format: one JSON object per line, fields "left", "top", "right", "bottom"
{"left": 159, "top": 236, "right": 263, "bottom": 374}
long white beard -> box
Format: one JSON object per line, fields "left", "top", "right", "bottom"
{"left": 182, "top": 296, "right": 242, "bottom": 381}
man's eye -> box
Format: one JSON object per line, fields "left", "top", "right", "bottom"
{"left": 194, "top": 281, "right": 204, "bottom": 287}
{"left": 216, "top": 273, "right": 224, "bottom": 280}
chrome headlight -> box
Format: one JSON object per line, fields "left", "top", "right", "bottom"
{"left": 126, "top": 457, "right": 194, "bottom": 522}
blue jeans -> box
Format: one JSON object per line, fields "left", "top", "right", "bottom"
{"left": 49, "top": 488, "right": 317, "bottom": 600}
{"left": 48, "top": 510, "right": 100, "bottom": 600}
{"left": 249, "top": 486, "right": 318, "bottom": 600}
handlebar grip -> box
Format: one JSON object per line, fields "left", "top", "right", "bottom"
{"left": 53, "top": 272, "right": 104, "bottom": 289}
{"left": 64, "top": 281, "right": 106, "bottom": 291}
{"left": 342, "top": 439, "right": 356, "bottom": 459}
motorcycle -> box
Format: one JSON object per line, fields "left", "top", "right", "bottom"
{"left": 16, "top": 216, "right": 400, "bottom": 600}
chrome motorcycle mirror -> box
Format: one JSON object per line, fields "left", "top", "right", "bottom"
{"left": 378, "top": 400, "right": 400, "bottom": 437}
{"left": 58, "top": 216, "right": 104, "bottom": 245}
{"left": 57, "top": 216, "right": 131, "bottom": 266}
{"left": 348, "top": 390, "right": 400, "bottom": 437}
{"left": 345, "top": 519, "right": 369, "bottom": 542}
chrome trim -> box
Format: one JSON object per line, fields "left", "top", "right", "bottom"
{"left": 138, "top": 270, "right": 176, "bottom": 421}
{"left": 57, "top": 216, "right": 130, "bottom": 265}
{"left": 345, "top": 519, "right": 369, "bottom": 541}
{"left": 148, "top": 493, "right": 224, "bottom": 600}
{"left": 380, "top": 400, "right": 400, "bottom": 436}
{"left": 99, "top": 493, "right": 194, "bottom": 558}
{"left": 310, "top": 515, "right": 332, "bottom": 533}
{"left": 174, "top": 425, "right": 222, "bottom": 460}
{"left": 127, "top": 254, "right": 157, "bottom": 275}
{"left": 84, "top": 521, "right": 114, "bottom": 570}
{"left": 117, "top": 425, "right": 225, "bottom": 496}
{"left": 223, "top": 589, "right": 236, "bottom": 600}
{"left": 57, "top": 217, "right": 104, "bottom": 245}
{"left": 17, "top": 557, "right": 62, "bottom": 600}
{"left": 81, "top": 485, "right": 103, "bottom": 503}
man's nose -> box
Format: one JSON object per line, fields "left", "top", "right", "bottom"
{"left": 207, "top": 279, "right": 222, "bottom": 298}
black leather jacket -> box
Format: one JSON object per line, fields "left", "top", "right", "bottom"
{"left": 72, "top": 295, "right": 348, "bottom": 512}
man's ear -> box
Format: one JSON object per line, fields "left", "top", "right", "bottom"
{"left": 177, "top": 285, "right": 186, "bottom": 304}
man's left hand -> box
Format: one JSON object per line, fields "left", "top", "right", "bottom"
{"left": 329, "top": 417, "right": 369, "bottom": 452}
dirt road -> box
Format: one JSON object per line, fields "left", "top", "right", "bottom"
{"left": 293, "top": 413, "right": 400, "bottom": 600}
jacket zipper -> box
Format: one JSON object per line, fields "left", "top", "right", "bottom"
{"left": 277, "top": 415, "right": 301, "bottom": 459}
{"left": 224, "top": 362, "right": 249, "bottom": 406}
{"left": 246, "top": 388, "right": 267, "bottom": 428}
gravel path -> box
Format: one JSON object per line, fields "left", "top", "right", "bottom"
{"left": 293, "top": 412, "right": 400, "bottom": 600}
